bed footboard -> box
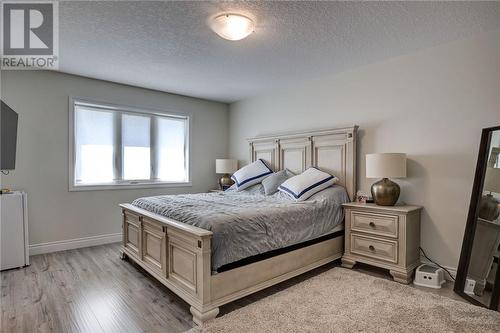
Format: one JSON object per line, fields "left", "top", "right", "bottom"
{"left": 120, "top": 204, "right": 344, "bottom": 326}
{"left": 119, "top": 204, "right": 217, "bottom": 324}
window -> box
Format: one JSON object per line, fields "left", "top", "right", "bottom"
{"left": 70, "top": 98, "right": 190, "bottom": 190}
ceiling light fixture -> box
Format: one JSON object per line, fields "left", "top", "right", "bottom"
{"left": 210, "top": 13, "right": 255, "bottom": 41}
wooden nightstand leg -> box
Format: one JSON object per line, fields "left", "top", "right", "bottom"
{"left": 390, "top": 270, "right": 413, "bottom": 284}
{"left": 341, "top": 257, "right": 356, "bottom": 269}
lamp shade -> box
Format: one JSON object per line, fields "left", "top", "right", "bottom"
{"left": 484, "top": 167, "right": 500, "bottom": 194}
{"left": 216, "top": 159, "right": 238, "bottom": 174}
{"left": 366, "top": 153, "right": 407, "bottom": 179}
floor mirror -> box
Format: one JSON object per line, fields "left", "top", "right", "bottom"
{"left": 455, "top": 126, "right": 500, "bottom": 310}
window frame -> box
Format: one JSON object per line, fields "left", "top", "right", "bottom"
{"left": 68, "top": 96, "right": 192, "bottom": 191}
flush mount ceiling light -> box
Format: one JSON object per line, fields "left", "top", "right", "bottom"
{"left": 210, "top": 13, "right": 255, "bottom": 41}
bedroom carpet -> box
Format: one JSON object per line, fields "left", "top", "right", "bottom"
{"left": 189, "top": 268, "right": 500, "bottom": 333}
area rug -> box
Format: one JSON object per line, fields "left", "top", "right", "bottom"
{"left": 188, "top": 268, "right": 500, "bottom": 333}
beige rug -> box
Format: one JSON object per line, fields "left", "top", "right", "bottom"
{"left": 188, "top": 268, "right": 500, "bottom": 333}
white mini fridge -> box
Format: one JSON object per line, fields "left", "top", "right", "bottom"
{"left": 1, "top": 191, "right": 29, "bottom": 270}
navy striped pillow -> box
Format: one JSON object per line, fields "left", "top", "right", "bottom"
{"left": 231, "top": 159, "right": 273, "bottom": 190}
{"left": 278, "top": 168, "right": 337, "bottom": 201}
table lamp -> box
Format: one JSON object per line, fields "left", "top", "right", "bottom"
{"left": 366, "top": 153, "right": 407, "bottom": 206}
{"left": 216, "top": 159, "right": 238, "bottom": 190}
{"left": 479, "top": 167, "right": 500, "bottom": 221}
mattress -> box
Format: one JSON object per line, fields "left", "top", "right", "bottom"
{"left": 132, "top": 184, "right": 349, "bottom": 272}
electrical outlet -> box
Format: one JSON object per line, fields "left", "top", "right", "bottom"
{"left": 464, "top": 278, "right": 476, "bottom": 295}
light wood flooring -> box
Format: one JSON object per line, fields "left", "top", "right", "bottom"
{"left": 1, "top": 243, "right": 462, "bottom": 333}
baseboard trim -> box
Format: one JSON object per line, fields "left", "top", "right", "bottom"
{"left": 29, "top": 233, "right": 122, "bottom": 256}
{"left": 420, "top": 258, "right": 457, "bottom": 281}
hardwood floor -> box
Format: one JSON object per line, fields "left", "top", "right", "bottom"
{"left": 0, "top": 243, "right": 192, "bottom": 333}
{"left": 1, "top": 243, "right": 461, "bottom": 333}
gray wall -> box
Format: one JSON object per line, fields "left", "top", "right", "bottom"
{"left": 229, "top": 30, "right": 500, "bottom": 269}
{"left": 0, "top": 71, "right": 228, "bottom": 246}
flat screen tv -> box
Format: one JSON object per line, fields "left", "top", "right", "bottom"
{"left": 1, "top": 101, "right": 18, "bottom": 170}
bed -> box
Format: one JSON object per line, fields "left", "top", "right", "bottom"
{"left": 132, "top": 184, "right": 349, "bottom": 273}
{"left": 119, "top": 126, "right": 357, "bottom": 325}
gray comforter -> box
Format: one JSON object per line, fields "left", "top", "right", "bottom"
{"left": 132, "top": 184, "right": 349, "bottom": 272}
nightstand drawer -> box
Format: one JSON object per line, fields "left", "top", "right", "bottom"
{"left": 350, "top": 234, "right": 398, "bottom": 264}
{"left": 351, "top": 211, "right": 398, "bottom": 238}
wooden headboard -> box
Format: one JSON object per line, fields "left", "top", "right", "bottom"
{"left": 248, "top": 126, "right": 358, "bottom": 201}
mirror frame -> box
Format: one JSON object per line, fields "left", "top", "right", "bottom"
{"left": 455, "top": 125, "right": 500, "bottom": 310}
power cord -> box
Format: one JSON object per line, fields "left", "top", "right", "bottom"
{"left": 1, "top": 170, "right": 9, "bottom": 175}
{"left": 419, "top": 247, "right": 455, "bottom": 281}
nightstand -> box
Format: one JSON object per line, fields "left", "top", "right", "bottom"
{"left": 341, "top": 202, "right": 422, "bottom": 284}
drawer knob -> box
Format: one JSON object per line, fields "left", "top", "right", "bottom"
{"left": 369, "top": 221, "right": 376, "bottom": 228}
{"left": 369, "top": 245, "right": 375, "bottom": 251}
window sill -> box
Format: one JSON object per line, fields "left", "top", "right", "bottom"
{"left": 69, "top": 181, "right": 192, "bottom": 192}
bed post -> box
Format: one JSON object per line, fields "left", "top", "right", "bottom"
{"left": 119, "top": 204, "right": 218, "bottom": 326}
{"left": 190, "top": 306, "right": 219, "bottom": 327}
{"left": 189, "top": 234, "right": 219, "bottom": 326}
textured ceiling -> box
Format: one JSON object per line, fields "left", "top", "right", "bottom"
{"left": 59, "top": 1, "right": 500, "bottom": 103}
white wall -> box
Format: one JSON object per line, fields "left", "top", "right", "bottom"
{"left": 229, "top": 30, "right": 500, "bottom": 269}
{"left": 0, "top": 71, "right": 228, "bottom": 251}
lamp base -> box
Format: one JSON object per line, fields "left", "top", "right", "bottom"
{"left": 219, "top": 174, "right": 234, "bottom": 190}
{"left": 371, "top": 178, "right": 400, "bottom": 206}
{"left": 478, "top": 193, "right": 500, "bottom": 221}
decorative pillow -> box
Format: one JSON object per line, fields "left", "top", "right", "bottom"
{"left": 278, "top": 167, "right": 338, "bottom": 201}
{"left": 231, "top": 159, "right": 273, "bottom": 191}
{"left": 262, "top": 170, "right": 291, "bottom": 195}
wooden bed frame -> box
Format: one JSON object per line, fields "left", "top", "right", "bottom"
{"left": 119, "top": 126, "right": 358, "bottom": 325}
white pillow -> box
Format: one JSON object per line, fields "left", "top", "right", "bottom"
{"left": 231, "top": 159, "right": 273, "bottom": 191}
{"left": 278, "top": 167, "right": 338, "bottom": 201}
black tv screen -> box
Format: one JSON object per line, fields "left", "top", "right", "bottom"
{"left": 1, "top": 101, "right": 18, "bottom": 170}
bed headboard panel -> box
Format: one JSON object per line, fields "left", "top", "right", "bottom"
{"left": 248, "top": 126, "right": 358, "bottom": 201}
